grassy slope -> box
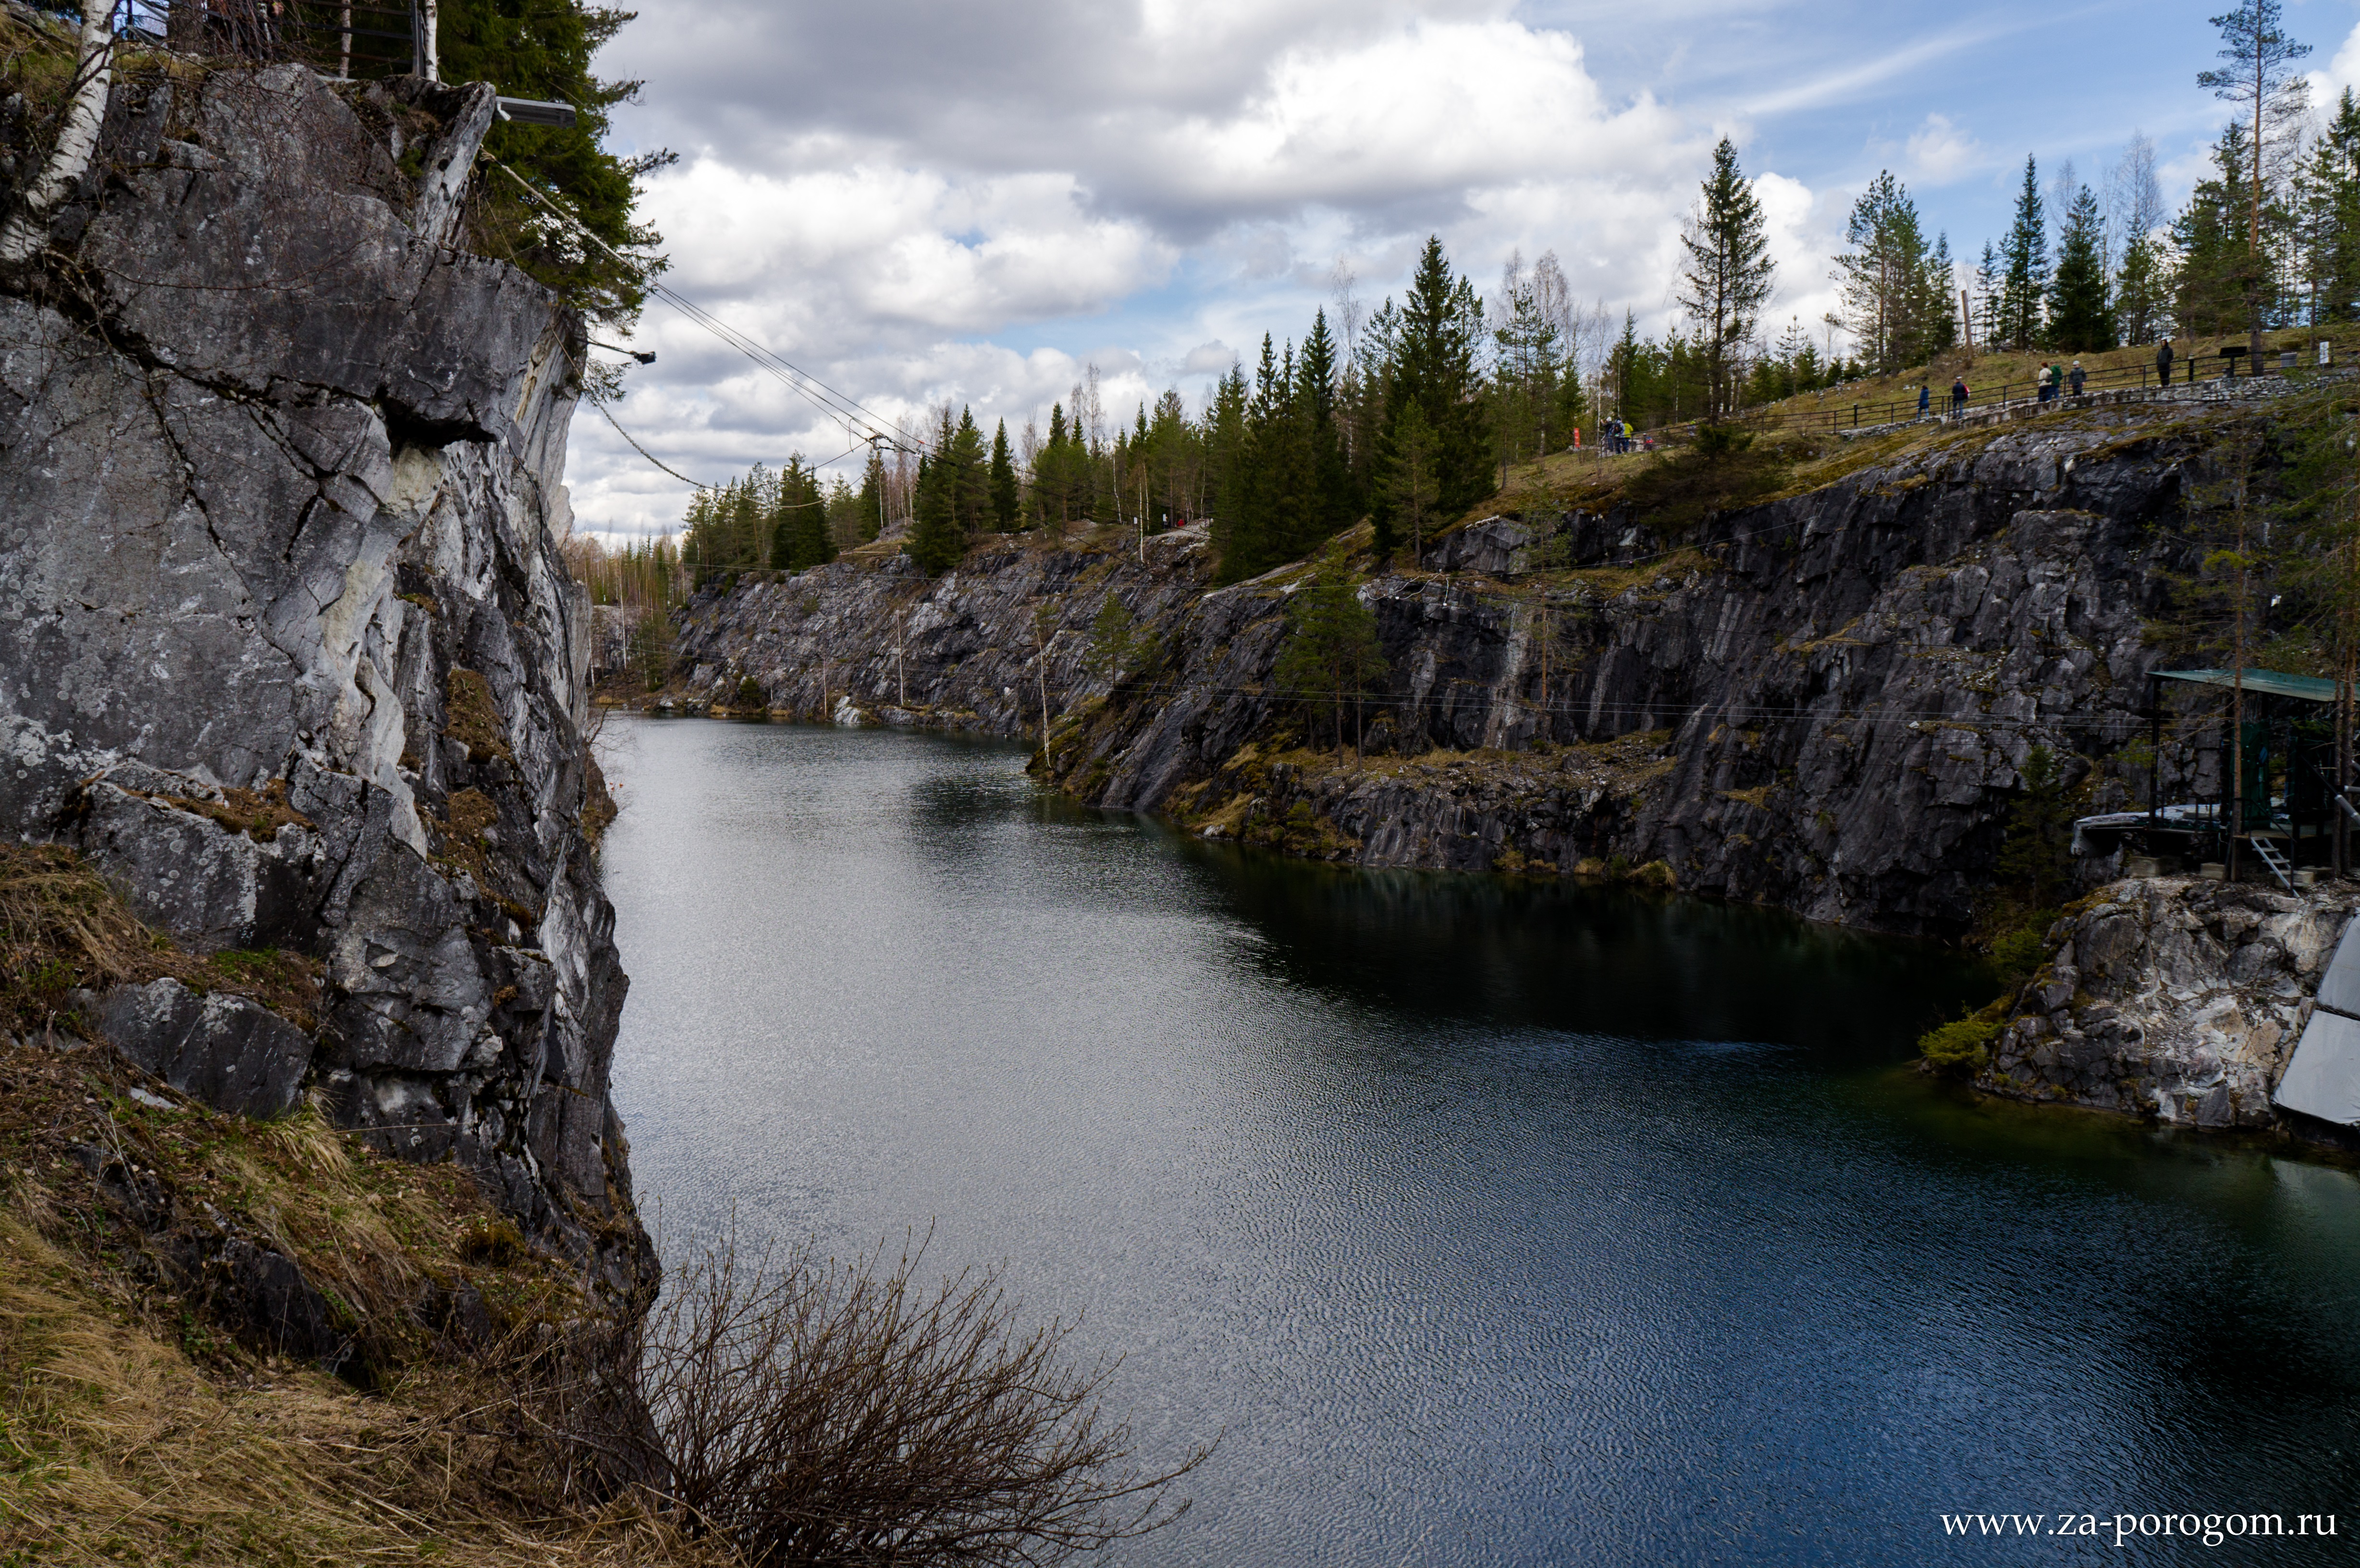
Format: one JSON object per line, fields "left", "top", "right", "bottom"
{"left": 0, "top": 850, "right": 716, "bottom": 1568}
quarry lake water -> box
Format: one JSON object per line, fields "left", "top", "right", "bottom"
{"left": 602, "top": 715, "right": 2360, "bottom": 1566}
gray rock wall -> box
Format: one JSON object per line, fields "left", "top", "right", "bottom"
{"left": 669, "top": 531, "right": 1215, "bottom": 733}
{"left": 675, "top": 409, "right": 2225, "bottom": 937}
{"left": 1, "top": 62, "right": 646, "bottom": 1299}
{"left": 1977, "top": 880, "right": 2360, "bottom": 1131}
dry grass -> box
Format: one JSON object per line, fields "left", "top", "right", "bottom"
{"left": 0, "top": 843, "right": 320, "bottom": 1043}
{"left": 446, "top": 669, "right": 518, "bottom": 766}
{"left": 0, "top": 1040, "right": 725, "bottom": 1567}
{"left": 0, "top": 850, "right": 714, "bottom": 1563}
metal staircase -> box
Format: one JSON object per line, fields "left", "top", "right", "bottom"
{"left": 2248, "top": 836, "right": 2295, "bottom": 893}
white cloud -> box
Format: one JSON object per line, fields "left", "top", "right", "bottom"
{"left": 2311, "top": 17, "right": 2360, "bottom": 108}
{"left": 1904, "top": 113, "right": 1985, "bottom": 185}
{"left": 564, "top": 2, "right": 1847, "bottom": 540}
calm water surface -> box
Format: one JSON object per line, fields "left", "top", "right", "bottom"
{"left": 601, "top": 716, "right": 2360, "bottom": 1566}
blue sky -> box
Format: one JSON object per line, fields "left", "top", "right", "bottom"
{"left": 565, "top": 0, "right": 2360, "bottom": 540}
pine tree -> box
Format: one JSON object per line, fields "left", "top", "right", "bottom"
{"left": 988, "top": 420, "right": 1020, "bottom": 531}
{"left": 1489, "top": 253, "right": 1569, "bottom": 471}
{"left": 1678, "top": 136, "right": 1776, "bottom": 418}
{"left": 2198, "top": 0, "right": 2312, "bottom": 360}
{"left": 1833, "top": 172, "right": 1933, "bottom": 374}
{"left": 1998, "top": 157, "right": 2049, "bottom": 350}
{"left": 2047, "top": 185, "right": 2116, "bottom": 352}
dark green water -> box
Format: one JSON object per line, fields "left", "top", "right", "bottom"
{"left": 601, "top": 717, "right": 2360, "bottom": 1566}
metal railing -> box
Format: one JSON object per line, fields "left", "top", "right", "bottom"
{"left": 107, "top": 0, "right": 425, "bottom": 79}
{"left": 1645, "top": 343, "right": 2345, "bottom": 444}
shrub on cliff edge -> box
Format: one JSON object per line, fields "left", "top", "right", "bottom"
{"left": 1919, "top": 1016, "right": 2001, "bottom": 1076}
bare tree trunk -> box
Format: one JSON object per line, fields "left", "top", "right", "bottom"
{"left": 1033, "top": 611, "right": 1054, "bottom": 773}
{"left": 2230, "top": 483, "right": 2249, "bottom": 882}
{"left": 0, "top": 0, "right": 115, "bottom": 266}
{"left": 418, "top": 0, "right": 440, "bottom": 81}
{"left": 340, "top": 2, "right": 353, "bottom": 78}
{"left": 2250, "top": 46, "right": 2266, "bottom": 369}
{"left": 2342, "top": 499, "right": 2357, "bottom": 876}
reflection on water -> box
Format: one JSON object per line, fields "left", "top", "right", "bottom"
{"left": 602, "top": 718, "right": 2360, "bottom": 1567}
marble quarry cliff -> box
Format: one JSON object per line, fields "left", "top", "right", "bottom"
{"left": 0, "top": 58, "right": 647, "bottom": 1303}
{"left": 670, "top": 393, "right": 2323, "bottom": 942}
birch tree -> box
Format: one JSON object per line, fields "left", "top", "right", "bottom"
{"left": 0, "top": 0, "right": 114, "bottom": 266}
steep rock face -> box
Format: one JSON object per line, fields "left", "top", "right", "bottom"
{"left": 1976, "top": 880, "right": 2360, "bottom": 1130}
{"left": 669, "top": 532, "right": 1214, "bottom": 730}
{"left": 669, "top": 408, "right": 2263, "bottom": 941}
{"left": 1055, "top": 418, "right": 2197, "bottom": 936}
{"left": 0, "top": 64, "right": 646, "bottom": 1298}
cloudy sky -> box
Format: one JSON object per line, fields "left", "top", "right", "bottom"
{"left": 568, "top": 0, "right": 2360, "bottom": 541}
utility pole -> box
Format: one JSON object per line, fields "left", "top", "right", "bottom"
{"left": 1032, "top": 604, "right": 1055, "bottom": 773}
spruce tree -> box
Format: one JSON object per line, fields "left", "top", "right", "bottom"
{"left": 1973, "top": 240, "right": 2002, "bottom": 348}
{"left": 1274, "top": 546, "right": 1388, "bottom": 760}
{"left": 2174, "top": 122, "right": 2260, "bottom": 337}
{"left": 2046, "top": 186, "right": 2116, "bottom": 352}
{"left": 987, "top": 420, "right": 1020, "bottom": 531}
{"left": 947, "top": 408, "right": 990, "bottom": 535}
{"left": 858, "top": 448, "right": 887, "bottom": 542}
{"left": 1833, "top": 172, "right": 1930, "bottom": 373}
{"left": 1300, "top": 310, "right": 1353, "bottom": 541}
{"left": 1382, "top": 401, "right": 1441, "bottom": 564}
{"left": 436, "top": 0, "right": 668, "bottom": 323}
{"left": 2298, "top": 88, "right": 2360, "bottom": 323}
{"left": 1388, "top": 237, "right": 1491, "bottom": 516}
{"left": 905, "top": 411, "right": 963, "bottom": 574}
{"left": 1207, "top": 367, "right": 1254, "bottom": 579}
{"left": 1999, "top": 157, "right": 2049, "bottom": 350}
{"left": 1678, "top": 136, "right": 1776, "bottom": 418}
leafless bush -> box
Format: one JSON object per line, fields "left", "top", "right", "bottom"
{"left": 640, "top": 1226, "right": 1208, "bottom": 1568}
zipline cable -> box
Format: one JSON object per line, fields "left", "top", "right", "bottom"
{"left": 481, "top": 154, "right": 922, "bottom": 456}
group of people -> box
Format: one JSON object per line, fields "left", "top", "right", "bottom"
{"left": 1601, "top": 416, "right": 1642, "bottom": 454}
{"left": 1876, "top": 335, "right": 2208, "bottom": 431}
{"left": 2033, "top": 361, "right": 2089, "bottom": 402}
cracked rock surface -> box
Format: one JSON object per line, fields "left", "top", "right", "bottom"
{"left": 1, "top": 63, "right": 646, "bottom": 1303}
{"left": 1978, "top": 880, "right": 2360, "bottom": 1129}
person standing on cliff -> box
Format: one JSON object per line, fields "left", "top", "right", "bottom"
{"left": 2069, "top": 360, "right": 2085, "bottom": 396}
{"left": 1951, "top": 375, "right": 1968, "bottom": 414}
{"left": 2157, "top": 337, "right": 2174, "bottom": 387}
{"left": 1918, "top": 383, "right": 1930, "bottom": 416}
